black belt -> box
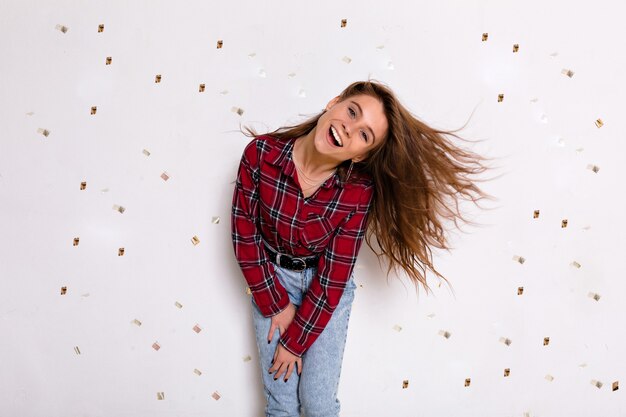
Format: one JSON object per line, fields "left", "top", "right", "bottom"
{"left": 263, "top": 242, "right": 319, "bottom": 272}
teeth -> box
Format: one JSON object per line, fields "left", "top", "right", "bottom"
{"left": 330, "top": 126, "right": 343, "bottom": 147}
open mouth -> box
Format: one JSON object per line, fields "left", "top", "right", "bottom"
{"left": 327, "top": 126, "right": 343, "bottom": 147}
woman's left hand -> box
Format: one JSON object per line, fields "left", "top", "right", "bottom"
{"left": 269, "top": 343, "right": 302, "bottom": 382}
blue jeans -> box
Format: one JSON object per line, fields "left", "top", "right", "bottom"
{"left": 251, "top": 261, "right": 357, "bottom": 417}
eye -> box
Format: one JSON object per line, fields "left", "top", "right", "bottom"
{"left": 348, "top": 107, "right": 368, "bottom": 142}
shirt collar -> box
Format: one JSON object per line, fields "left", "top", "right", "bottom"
{"left": 265, "top": 135, "right": 342, "bottom": 189}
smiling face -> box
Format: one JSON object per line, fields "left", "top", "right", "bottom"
{"left": 315, "top": 93, "right": 388, "bottom": 164}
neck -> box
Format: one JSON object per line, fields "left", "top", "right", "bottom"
{"left": 294, "top": 128, "right": 340, "bottom": 177}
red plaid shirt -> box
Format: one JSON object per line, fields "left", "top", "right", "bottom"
{"left": 231, "top": 134, "right": 374, "bottom": 357}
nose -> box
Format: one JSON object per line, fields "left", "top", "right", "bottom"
{"left": 342, "top": 123, "right": 351, "bottom": 140}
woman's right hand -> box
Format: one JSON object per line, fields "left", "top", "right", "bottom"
{"left": 267, "top": 302, "right": 296, "bottom": 343}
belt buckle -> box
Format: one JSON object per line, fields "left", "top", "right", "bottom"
{"left": 291, "top": 257, "right": 307, "bottom": 272}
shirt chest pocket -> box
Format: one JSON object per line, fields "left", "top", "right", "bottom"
{"left": 300, "top": 213, "right": 336, "bottom": 251}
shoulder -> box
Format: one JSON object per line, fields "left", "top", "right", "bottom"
{"left": 242, "top": 134, "right": 289, "bottom": 161}
{"left": 341, "top": 172, "right": 374, "bottom": 208}
{"left": 344, "top": 169, "right": 374, "bottom": 190}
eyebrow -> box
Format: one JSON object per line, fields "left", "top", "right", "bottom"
{"left": 350, "top": 100, "right": 376, "bottom": 144}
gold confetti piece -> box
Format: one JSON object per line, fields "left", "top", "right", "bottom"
{"left": 113, "top": 205, "right": 125, "bottom": 214}
{"left": 578, "top": 363, "right": 588, "bottom": 368}
{"left": 504, "top": 368, "right": 510, "bottom": 377}
{"left": 131, "top": 319, "right": 142, "bottom": 326}
{"left": 341, "top": 19, "right": 347, "bottom": 27}
{"left": 543, "top": 337, "right": 550, "bottom": 346}
{"left": 595, "top": 118, "right": 603, "bottom": 128}
{"left": 155, "top": 74, "right": 162, "bottom": 83}
{"left": 402, "top": 380, "right": 409, "bottom": 389}
{"left": 243, "top": 355, "right": 252, "bottom": 362}
{"left": 216, "top": 40, "right": 223, "bottom": 49}
{"left": 481, "top": 33, "right": 488, "bottom": 41}
{"left": 571, "top": 261, "right": 581, "bottom": 268}
{"left": 152, "top": 342, "right": 160, "bottom": 351}
{"left": 193, "top": 324, "right": 202, "bottom": 333}
{"left": 91, "top": 106, "right": 97, "bottom": 115}
{"left": 426, "top": 313, "right": 436, "bottom": 319}
{"left": 497, "top": 94, "right": 504, "bottom": 102}
{"left": 191, "top": 236, "right": 200, "bottom": 246}
{"left": 175, "top": 301, "right": 183, "bottom": 309}
{"left": 194, "top": 368, "right": 202, "bottom": 375}
{"left": 591, "top": 379, "right": 602, "bottom": 388}
{"left": 98, "top": 24, "right": 104, "bottom": 32}
{"left": 61, "top": 286, "right": 67, "bottom": 295}
{"left": 106, "top": 57, "right": 112, "bottom": 65}
{"left": 561, "top": 68, "right": 575, "bottom": 78}
{"left": 81, "top": 293, "right": 90, "bottom": 297}
{"left": 287, "top": 72, "right": 296, "bottom": 78}
{"left": 513, "top": 255, "right": 525, "bottom": 264}
{"left": 587, "top": 292, "right": 601, "bottom": 301}
{"left": 586, "top": 164, "right": 600, "bottom": 173}
{"left": 157, "top": 392, "right": 165, "bottom": 400}
{"left": 392, "top": 325, "right": 402, "bottom": 332}
{"left": 561, "top": 219, "right": 568, "bottom": 228}
{"left": 219, "top": 90, "right": 229, "bottom": 95}
{"left": 533, "top": 210, "right": 540, "bottom": 219}
{"left": 55, "top": 24, "right": 69, "bottom": 33}
{"left": 199, "top": 84, "right": 205, "bottom": 92}
{"left": 499, "top": 337, "right": 512, "bottom": 346}
{"left": 142, "top": 149, "right": 151, "bottom": 156}
{"left": 439, "top": 330, "right": 451, "bottom": 339}
{"left": 118, "top": 247, "right": 125, "bottom": 256}
{"left": 530, "top": 97, "right": 538, "bottom": 103}
{"left": 512, "top": 44, "right": 519, "bottom": 52}
{"left": 545, "top": 374, "right": 554, "bottom": 382}
{"left": 73, "top": 237, "right": 80, "bottom": 246}
{"left": 249, "top": 53, "right": 256, "bottom": 58}
{"left": 160, "top": 172, "right": 170, "bottom": 181}
{"left": 523, "top": 413, "right": 532, "bottom": 417}
{"left": 212, "top": 216, "right": 220, "bottom": 224}
{"left": 74, "top": 346, "right": 81, "bottom": 354}
{"left": 211, "top": 391, "right": 221, "bottom": 400}
{"left": 612, "top": 381, "right": 619, "bottom": 391}
{"left": 80, "top": 181, "right": 86, "bottom": 190}
{"left": 342, "top": 56, "right": 352, "bottom": 64}
{"left": 231, "top": 106, "right": 244, "bottom": 116}
{"left": 464, "top": 378, "right": 471, "bottom": 387}
{"left": 517, "top": 286, "right": 524, "bottom": 295}
{"left": 37, "top": 128, "right": 50, "bottom": 137}
{"left": 245, "top": 287, "right": 251, "bottom": 295}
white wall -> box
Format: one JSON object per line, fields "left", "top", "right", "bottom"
{"left": 1, "top": 0, "right": 624, "bottom": 416}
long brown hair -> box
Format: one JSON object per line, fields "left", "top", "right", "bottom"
{"left": 239, "top": 79, "right": 500, "bottom": 297}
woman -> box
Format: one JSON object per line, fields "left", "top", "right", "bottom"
{"left": 231, "top": 80, "right": 495, "bottom": 417}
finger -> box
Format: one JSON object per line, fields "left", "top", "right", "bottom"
{"left": 284, "top": 362, "right": 294, "bottom": 382}
{"left": 296, "top": 358, "right": 302, "bottom": 376}
{"left": 267, "top": 322, "right": 276, "bottom": 344}
{"left": 269, "top": 347, "right": 279, "bottom": 373}
{"left": 273, "top": 362, "right": 286, "bottom": 381}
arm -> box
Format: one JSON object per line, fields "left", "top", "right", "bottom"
{"left": 278, "top": 184, "right": 375, "bottom": 357}
{"left": 230, "top": 138, "right": 290, "bottom": 317}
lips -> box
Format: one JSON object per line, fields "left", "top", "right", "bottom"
{"left": 327, "top": 127, "right": 341, "bottom": 147}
